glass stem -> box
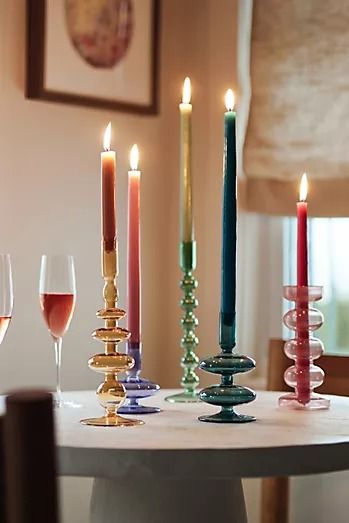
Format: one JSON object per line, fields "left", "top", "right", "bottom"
{"left": 54, "top": 336, "right": 63, "bottom": 405}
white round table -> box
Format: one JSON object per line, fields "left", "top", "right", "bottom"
{"left": 54, "top": 390, "right": 349, "bottom": 522}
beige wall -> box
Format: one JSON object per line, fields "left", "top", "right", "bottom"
{"left": 0, "top": 0, "right": 165, "bottom": 393}
{"left": 0, "top": 0, "right": 236, "bottom": 393}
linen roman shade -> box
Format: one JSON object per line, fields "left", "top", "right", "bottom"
{"left": 239, "top": 0, "right": 349, "bottom": 216}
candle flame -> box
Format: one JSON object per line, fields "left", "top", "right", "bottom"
{"left": 225, "top": 89, "right": 235, "bottom": 111}
{"left": 103, "top": 122, "right": 111, "bottom": 151}
{"left": 130, "top": 144, "right": 139, "bottom": 170}
{"left": 299, "top": 173, "right": 308, "bottom": 202}
{"left": 182, "top": 77, "right": 191, "bottom": 104}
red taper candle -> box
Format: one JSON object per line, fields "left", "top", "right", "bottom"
{"left": 297, "top": 173, "right": 308, "bottom": 287}
{"left": 296, "top": 172, "right": 310, "bottom": 404}
{"left": 101, "top": 122, "right": 116, "bottom": 251}
{"left": 127, "top": 144, "right": 141, "bottom": 343}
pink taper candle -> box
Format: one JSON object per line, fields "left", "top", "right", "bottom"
{"left": 127, "top": 145, "right": 141, "bottom": 343}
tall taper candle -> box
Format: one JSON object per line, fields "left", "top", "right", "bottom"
{"left": 179, "top": 77, "right": 194, "bottom": 244}
{"left": 127, "top": 145, "right": 141, "bottom": 344}
{"left": 220, "top": 89, "right": 237, "bottom": 350}
{"left": 101, "top": 122, "right": 116, "bottom": 251}
{"left": 297, "top": 173, "right": 308, "bottom": 287}
{"left": 296, "top": 172, "right": 310, "bottom": 404}
{"left": 165, "top": 77, "right": 199, "bottom": 403}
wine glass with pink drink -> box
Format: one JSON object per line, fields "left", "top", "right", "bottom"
{"left": 39, "top": 255, "right": 78, "bottom": 408}
{"left": 0, "top": 254, "right": 13, "bottom": 349}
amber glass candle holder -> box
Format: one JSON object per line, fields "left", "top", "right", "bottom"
{"left": 81, "top": 248, "right": 144, "bottom": 427}
{"left": 279, "top": 285, "right": 330, "bottom": 410}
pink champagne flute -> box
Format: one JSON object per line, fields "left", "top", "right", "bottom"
{"left": 39, "top": 255, "right": 77, "bottom": 408}
{"left": 0, "top": 254, "right": 13, "bottom": 348}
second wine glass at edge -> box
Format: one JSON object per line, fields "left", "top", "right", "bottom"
{"left": 0, "top": 254, "right": 13, "bottom": 347}
{"left": 39, "top": 255, "right": 78, "bottom": 408}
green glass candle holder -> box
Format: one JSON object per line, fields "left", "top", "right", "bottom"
{"left": 199, "top": 314, "right": 256, "bottom": 422}
{"left": 166, "top": 241, "right": 200, "bottom": 403}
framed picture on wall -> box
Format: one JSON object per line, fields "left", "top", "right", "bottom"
{"left": 26, "top": 0, "right": 160, "bottom": 114}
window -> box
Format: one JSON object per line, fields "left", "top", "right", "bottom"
{"left": 284, "top": 218, "right": 349, "bottom": 354}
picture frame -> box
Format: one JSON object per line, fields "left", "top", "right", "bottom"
{"left": 26, "top": 0, "right": 160, "bottom": 115}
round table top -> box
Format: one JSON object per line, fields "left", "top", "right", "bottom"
{"left": 50, "top": 389, "right": 349, "bottom": 479}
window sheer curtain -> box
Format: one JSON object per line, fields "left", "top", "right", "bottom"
{"left": 240, "top": 0, "right": 349, "bottom": 217}
{"left": 236, "top": 0, "right": 283, "bottom": 382}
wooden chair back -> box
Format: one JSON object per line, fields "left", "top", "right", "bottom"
{"left": 0, "top": 417, "right": 6, "bottom": 523}
{"left": 262, "top": 339, "right": 349, "bottom": 523}
{"left": 4, "top": 390, "right": 59, "bottom": 523}
{"left": 267, "top": 338, "right": 349, "bottom": 395}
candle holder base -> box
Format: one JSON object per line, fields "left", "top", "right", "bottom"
{"left": 119, "top": 404, "right": 160, "bottom": 415}
{"left": 80, "top": 414, "right": 144, "bottom": 427}
{"left": 118, "top": 377, "right": 161, "bottom": 415}
{"left": 198, "top": 352, "right": 256, "bottom": 424}
{"left": 198, "top": 410, "right": 255, "bottom": 424}
{"left": 278, "top": 392, "right": 330, "bottom": 411}
{"left": 165, "top": 391, "right": 200, "bottom": 403}
{"left": 119, "top": 343, "right": 161, "bottom": 414}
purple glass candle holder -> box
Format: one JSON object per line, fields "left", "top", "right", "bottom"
{"left": 119, "top": 342, "right": 160, "bottom": 415}
{"left": 279, "top": 285, "right": 330, "bottom": 410}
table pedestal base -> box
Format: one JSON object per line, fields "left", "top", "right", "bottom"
{"left": 90, "top": 477, "right": 247, "bottom": 523}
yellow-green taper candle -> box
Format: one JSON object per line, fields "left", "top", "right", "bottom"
{"left": 179, "top": 77, "right": 194, "bottom": 243}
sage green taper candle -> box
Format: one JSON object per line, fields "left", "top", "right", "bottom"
{"left": 179, "top": 76, "right": 193, "bottom": 245}
{"left": 166, "top": 77, "right": 199, "bottom": 403}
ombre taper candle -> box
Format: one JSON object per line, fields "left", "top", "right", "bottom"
{"left": 119, "top": 144, "right": 160, "bottom": 415}
{"left": 101, "top": 122, "right": 116, "bottom": 251}
{"left": 127, "top": 144, "right": 141, "bottom": 344}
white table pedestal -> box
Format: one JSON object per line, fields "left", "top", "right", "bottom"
{"left": 90, "top": 477, "right": 247, "bottom": 523}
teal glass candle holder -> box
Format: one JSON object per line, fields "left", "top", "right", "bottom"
{"left": 198, "top": 314, "right": 256, "bottom": 423}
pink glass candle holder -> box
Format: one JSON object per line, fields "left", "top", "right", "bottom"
{"left": 279, "top": 285, "right": 330, "bottom": 410}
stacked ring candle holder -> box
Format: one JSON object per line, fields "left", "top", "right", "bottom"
{"left": 119, "top": 342, "right": 160, "bottom": 414}
{"left": 81, "top": 247, "right": 143, "bottom": 427}
{"left": 198, "top": 315, "right": 256, "bottom": 423}
{"left": 166, "top": 242, "right": 200, "bottom": 403}
{"left": 279, "top": 285, "right": 330, "bottom": 410}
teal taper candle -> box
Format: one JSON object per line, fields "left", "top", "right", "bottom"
{"left": 220, "top": 89, "right": 237, "bottom": 350}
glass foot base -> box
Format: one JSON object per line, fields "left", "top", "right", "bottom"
{"left": 279, "top": 392, "right": 330, "bottom": 410}
{"left": 119, "top": 377, "right": 161, "bottom": 414}
{"left": 118, "top": 404, "right": 161, "bottom": 415}
{"left": 198, "top": 411, "right": 256, "bottom": 423}
{"left": 80, "top": 414, "right": 144, "bottom": 427}
{"left": 165, "top": 391, "right": 201, "bottom": 403}
{"left": 121, "top": 377, "right": 160, "bottom": 397}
